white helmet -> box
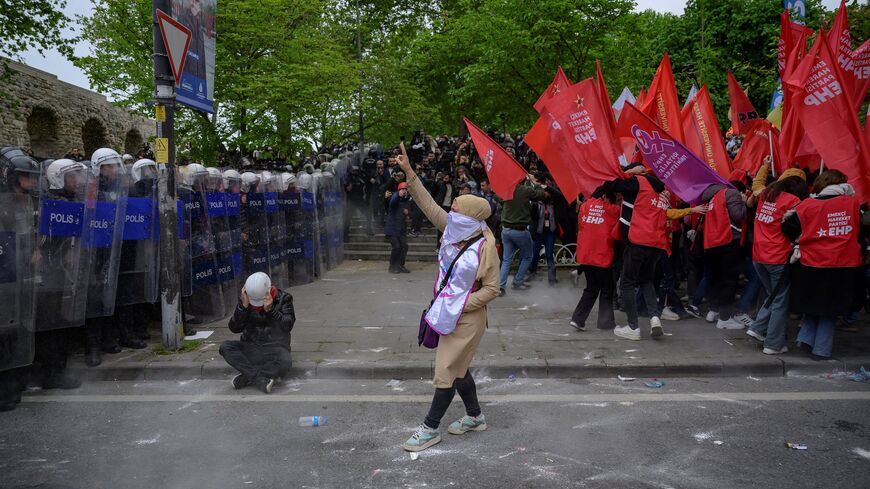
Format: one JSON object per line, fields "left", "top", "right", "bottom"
{"left": 90, "top": 148, "right": 124, "bottom": 176}
{"left": 46, "top": 159, "right": 86, "bottom": 190}
{"left": 298, "top": 172, "right": 312, "bottom": 190}
{"left": 122, "top": 154, "right": 135, "bottom": 164}
{"left": 244, "top": 272, "right": 272, "bottom": 307}
{"left": 131, "top": 159, "right": 157, "bottom": 183}
{"left": 222, "top": 169, "right": 241, "bottom": 189}
{"left": 240, "top": 172, "right": 260, "bottom": 192}
{"left": 280, "top": 172, "right": 296, "bottom": 190}
{"left": 260, "top": 170, "right": 275, "bottom": 187}
{"left": 183, "top": 163, "right": 208, "bottom": 186}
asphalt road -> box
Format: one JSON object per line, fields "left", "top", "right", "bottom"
{"left": 2, "top": 376, "right": 869, "bottom": 489}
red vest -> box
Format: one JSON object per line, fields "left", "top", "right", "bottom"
{"left": 576, "top": 198, "right": 620, "bottom": 267}
{"left": 795, "top": 195, "right": 862, "bottom": 268}
{"left": 752, "top": 192, "right": 801, "bottom": 265}
{"left": 703, "top": 188, "right": 740, "bottom": 250}
{"left": 625, "top": 177, "right": 668, "bottom": 250}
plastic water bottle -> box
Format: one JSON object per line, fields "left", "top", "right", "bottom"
{"left": 298, "top": 415, "right": 328, "bottom": 427}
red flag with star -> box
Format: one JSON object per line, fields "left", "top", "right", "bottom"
{"left": 534, "top": 67, "right": 572, "bottom": 114}
{"left": 463, "top": 117, "right": 527, "bottom": 201}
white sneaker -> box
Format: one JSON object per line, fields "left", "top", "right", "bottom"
{"left": 705, "top": 310, "right": 720, "bottom": 323}
{"left": 745, "top": 329, "right": 766, "bottom": 342}
{"left": 762, "top": 346, "right": 789, "bottom": 355}
{"left": 614, "top": 325, "right": 641, "bottom": 341}
{"left": 733, "top": 313, "right": 754, "bottom": 327}
{"left": 660, "top": 307, "right": 680, "bottom": 321}
{"left": 716, "top": 317, "right": 745, "bottom": 330}
{"left": 650, "top": 316, "right": 664, "bottom": 338}
{"left": 569, "top": 320, "right": 585, "bottom": 332}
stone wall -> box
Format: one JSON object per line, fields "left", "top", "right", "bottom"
{"left": 0, "top": 59, "right": 155, "bottom": 159}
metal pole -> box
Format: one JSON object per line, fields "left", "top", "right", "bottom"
{"left": 153, "top": 0, "right": 182, "bottom": 348}
{"left": 355, "top": 0, "right": 364, "bottom": 163}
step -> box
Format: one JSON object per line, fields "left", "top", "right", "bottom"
{"left": 344, "top": 241, "right": 436, "bottom": 252}
{"left": 344, "top": 249, "right": 438, "bottom": 262}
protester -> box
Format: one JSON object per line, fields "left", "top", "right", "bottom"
{"left": 498, "top": 176, "right": 547, "bottom": 296}
{"left": 396, "top": 149, "right": 500, "bottom": 453}
{"left": 746, "top": 166, "right": 808, "bottom": 354}
{"left": 603, "top": 163, "right": 669, "bottom": 341}
{"left": 528, "top": 177, "right": 563, "bottom": 286}
{"left": 782, "top": 170, "right": 864, "bottom": 360}
{"left": 219, "top": 272, "right": 295, "bottom": 393}
{"left": 385, "top": 181, "right": 411, "bottom": 273}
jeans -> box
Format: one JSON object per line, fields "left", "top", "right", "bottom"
{"left": 737, "top": 258, "right": 762, "bottom": 314}
{"left": 797, "top": 315, "right": 836, "bottom": 358}
{"left": 388, "top": 234, "right": 408, "bottom": 271}
{"left": 499, "top": 227, "right": 534, "bottom": 289}
{"left": 620, "top": 244, "right": 661, "bottom": 329}
{"left": 529, "top": 229, "right": 557, "bottom": 283}
{"left": 750, "top": 263, "right": 790, "bottom": 350}
{"left": 692, "top": 273, "right": 709, "bottom": 308}
{"left": 219, "top": 341, "right": 293, "bottom": 380}
{"left": 572, "top": 265, "right": 615, "bottom": 329}
{"left": 424, "top": 370, "right": 481, "bottom": 429}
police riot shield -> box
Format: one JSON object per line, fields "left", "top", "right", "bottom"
{"left": 0, "top": 192, "right": 36, "bottom": 371}
{"left": 83, "top": 151, "right": 129, "bottom": 319}
{"left": 35, "top": 160, "right": 91, "bottom": 331}
{"left": 179, "top": 164, "right": 225, "bottom": 324}
{"left": 241, "top": 172, "right": 271, "bottom": 276}
{"left": 219, "top": 169, "right": 244, "bottom": 317}
{"left": 116, "top": 160, "right": 159, "bottom": 307}
{"left": 299, "top": 178, "right": 318, "bottom": 282}
{"left": 262, "top": 172, "right": 290, "bottom": 290}
{"left": 313, "top": 171, "right": 331, "bottom": 273}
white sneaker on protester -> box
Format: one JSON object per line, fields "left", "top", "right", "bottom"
{"left": 705, "top": 310, "right": 720, "bottom": 323}
{"left": 745, "top": 329, "right": 766, "bottom": 342}
{"left": 716, "top": 317, "right": 745, "bottom": 330}
{"left": 650, "top": 316, "right": 664, "bottom": 338}
{"left": 733, "top": 313, "right": 754, "bottom": 327}
{"left": 614, "top": 325, "right": 641, "bottom": 341}
{"left": 762, "top": 346, "right": 789, "bottom": 355}
{"left": 660, "top": 307, "right": 680, "bottom": 321}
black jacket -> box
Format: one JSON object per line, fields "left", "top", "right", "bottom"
{"left": 228, "top": 289, "right": 295, "bottom": 349}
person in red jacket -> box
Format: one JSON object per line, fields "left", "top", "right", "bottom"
{"left": 782, "top": 170, "right": 864, "bottom": 360}
{"left": 570, "top": 186, "right": 620, "bottom": 331}
{"left": 602, "top": 163, "right": 668, "bottom": 341}
{"left": 745, "top": 169, "right": 808, "bottom": 354}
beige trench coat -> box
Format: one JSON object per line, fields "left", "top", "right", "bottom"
{"left": 407, "top": 176, "right": 501, "bottom": 388}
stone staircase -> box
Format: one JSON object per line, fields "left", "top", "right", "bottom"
{"left": 344, "top": 217, "right": 439, "bottom": 262}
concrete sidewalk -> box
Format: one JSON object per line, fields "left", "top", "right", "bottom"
{"left": 69, "top": 261, "right": 870, "bottom": 382}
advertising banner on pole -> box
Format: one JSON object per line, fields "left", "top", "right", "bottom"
{"left": 169, "top": 0, "right": 216, "bottom": 113}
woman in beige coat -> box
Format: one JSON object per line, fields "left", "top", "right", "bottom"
{"left": 396, "top": 150, "right": 501, "bottom": 452}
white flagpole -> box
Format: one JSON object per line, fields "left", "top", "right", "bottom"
{"left": 768, "top": 129, "right": 776, "bottom": 178}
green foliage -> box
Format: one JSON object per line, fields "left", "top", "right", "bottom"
{"left": 0, "top": 0, "right": 71, "bottom": 61}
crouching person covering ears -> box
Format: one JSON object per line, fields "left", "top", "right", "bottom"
{"left": 219, "top": 272, "right": 295, "bottom": 393}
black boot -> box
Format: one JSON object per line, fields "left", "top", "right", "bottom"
{"left": 85, "top": 336, "right": 102, "bottom": 367}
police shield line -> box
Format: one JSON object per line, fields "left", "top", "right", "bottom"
{"left": 0, "top": 147, "right": 344, "bottom": 411}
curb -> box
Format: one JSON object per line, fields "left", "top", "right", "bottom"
{"left": 65, "top": 356, "right": 870, "bottom": 382}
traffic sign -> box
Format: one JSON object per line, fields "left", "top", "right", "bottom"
{"left": 155, "top": 105, "right": 166, "bottom": 122}
{"left": 155, "top": 9, "right": 191, "bottom": 87}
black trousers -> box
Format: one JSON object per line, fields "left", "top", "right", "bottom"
{"left": 620, "top": 243, "right": 662, "bottom": 329}
{"left": 424, "top": 370, "right": 481, "bottom": 429}
{"left": 703, "top": 240, "right": 742, "bottom": 319}
{"left": 34, "top": 329, "right": 69, "bottom": 378}
{"left": 389, "top": 234, "right": 408, "bottom": 270}
{"left": 572, "top": 265, "right": 616, "bottom": 329}
{"left": 219, "top": 341, "right": 293, "bottom": 380}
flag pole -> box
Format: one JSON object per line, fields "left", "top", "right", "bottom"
{"left": 768, "top": 129, "right": 776, "bottom": 178}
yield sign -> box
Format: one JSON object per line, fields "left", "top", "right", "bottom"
{"left": 155, "top": 9, "right": 191, "bottom": 87}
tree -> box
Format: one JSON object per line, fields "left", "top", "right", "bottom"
{"left": 0, "top": 0, "right": 71, "bottom": 84}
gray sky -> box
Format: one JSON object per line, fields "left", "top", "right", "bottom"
{"left": 22, "top": 0, "right": 844, "bottom": 95}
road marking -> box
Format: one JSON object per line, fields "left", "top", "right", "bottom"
{"left": 19, "top": 391, "right": 870, "bottom": 404}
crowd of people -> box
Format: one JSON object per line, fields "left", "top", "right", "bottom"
{"left": 346, "top": 129, "right": 866, "bottom": 365}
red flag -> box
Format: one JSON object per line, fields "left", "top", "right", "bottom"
{"left": 680, "top": 85, "right": 732, "bottom": 179}
{"left": 534, "top": 67, "right": 572, "bottom": 114}
{"left": 639, "top": 53, "right": 684, "bottom": 142}
{"left": 595, "top": 59, "right": 617, "bottom": 136}
{"left": 636, "top": 87, "right": 647, "bottom": 108}
{"left": 852, "top": 39, "right": 870, "bottom": 110}
{"left": 727, "top": 72, "right": 760, "bottom": 136}
{"left": 463, "top": 118, "right": 527, "bottom": 201}
{"left": 526, "top": 78, "right": 624, "bottom": 202}
{"left": 778, "top": 11, "right": 814, "bottom": 77}
{"left": 784, "top": 30, "right": 870, "bottom": 202}
{"left": 733, "top": 119, "right": 782, "bottom": 176}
